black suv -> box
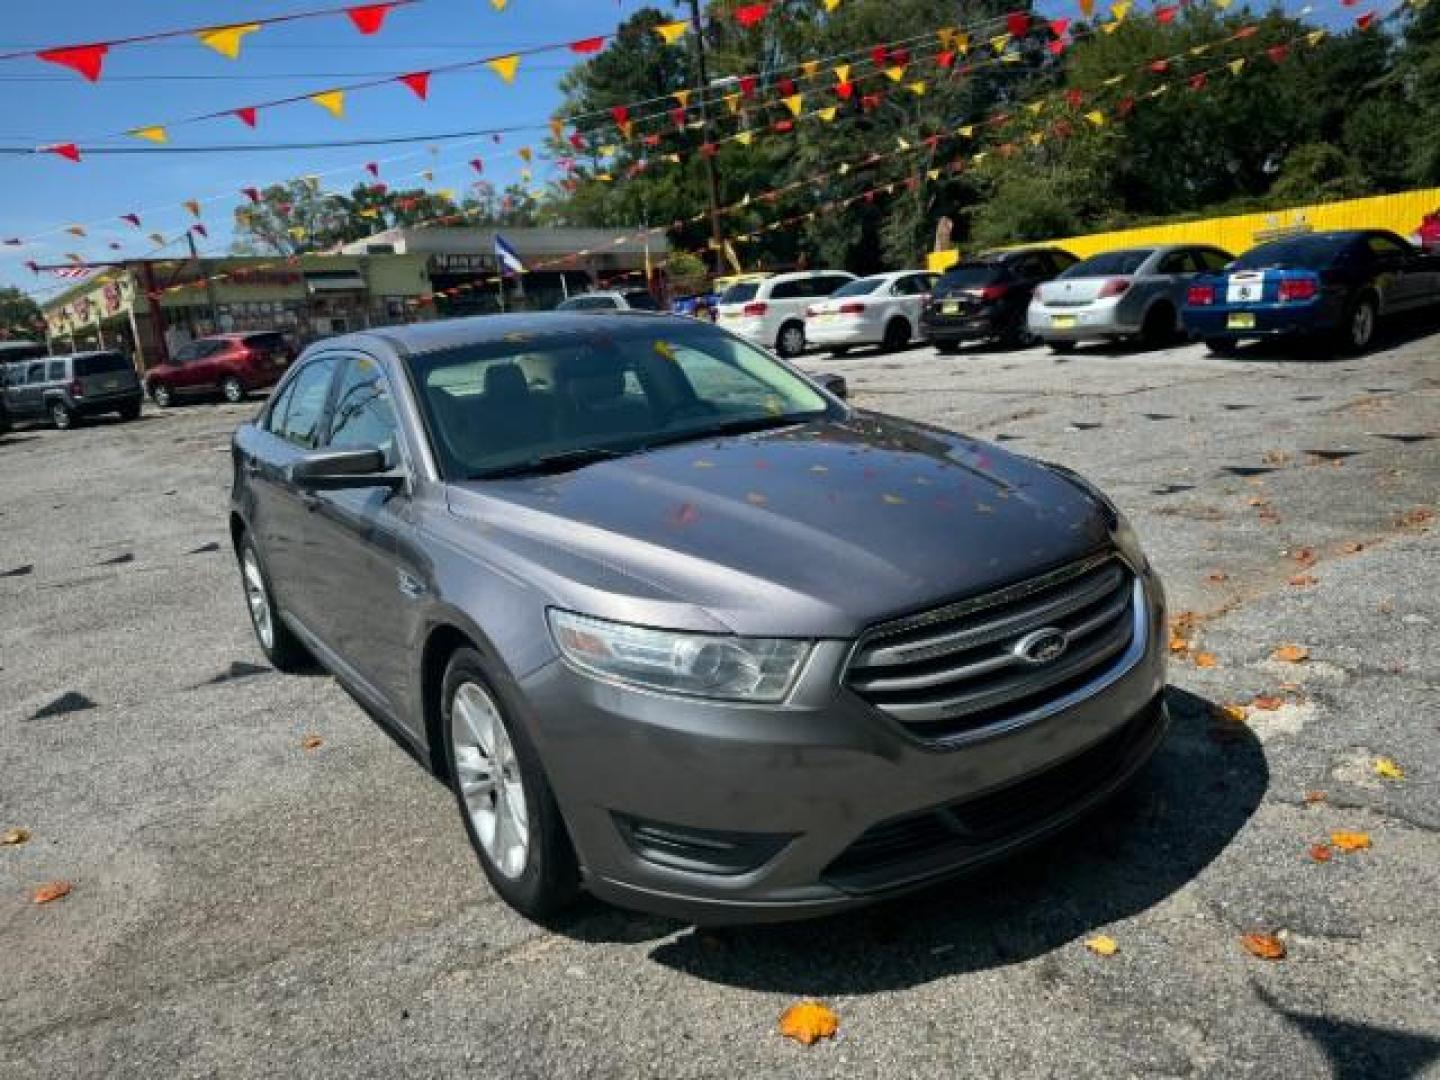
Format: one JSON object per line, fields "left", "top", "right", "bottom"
{"left": 1, "top": 351, "right": 143, "bottom": 429}
{"left": 922, "top": 247, "right": 1079, "bottom": 351}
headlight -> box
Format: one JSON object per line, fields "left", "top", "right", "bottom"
{"left": 547, "top": 610, "right": 812, "bottom": 702}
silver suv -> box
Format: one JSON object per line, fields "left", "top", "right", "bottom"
{"left": 2, "top": 350, "right": 143, "bottom": 430}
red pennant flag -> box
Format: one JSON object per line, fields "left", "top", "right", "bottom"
{"left": 1355, "top": 10, "right": 1376, "bottom": 28}
{"left": 871, "top": 45, "right": 889, "bottom": 68}
{"left": 1155, "top": 5, "right": 1179, "bottom": 23}
{"left": 937, "top": 50, "right": 956, "bottom": 68}
{"left": 1116, "top": 96, "right": 1135, "bottom": 117}
{"left": 121, "top": 213, "right": 141, "bottom": 228}
{"left": 1267, "top": 44, "right": 1289, "bottom": 63}
{"left": 241, "top": 186, "right": 261, "bottom": 203}
{"left": 835, "top": 80, "right": 855, "bottom": 99}
{"left": 365, "top": 162, "right": 379, "bottom": 177}
{"left": 45, "top": 143, "right": 82, "bottom": 163}
{"left": 1048, "top": 38, "right": 1067, "bottom": 55}
{"left": 734, "top": 3, "right": 769, "bottom": 27}
{"left": 398, "top": 72, "right": 431, "bottom": 99}
{"left": 860, "top": 92, "right": 881, "bottom": 111}
{"left": 192, "top": 223, "right": 208, "bottom": 238}
{"left": 569, "top": 36, "right": 605, "bottom": 54}
{"left": 469, "top": 158, "right": 484, "bottom": 173}
{"left": 700, "top": 141, "right": 719, "bottom": 157}
{"left": 234, "top": 107, "right": 258, "bottom": 128}
{"left": 739, "top": 74, "right": 758, "bottom": 98}
{"left": 643, "top": 133, "right": 661, "bottom": 147}
{"left": 1189, "top": 72, "right": 1208, "bottom": 90}
{"left": 773, "top": 119, "right": 794, "bottom": 132}
{"left": 569, "top": 130, "right": 586, "bottom": 150}
{"left": 1007, "top": 12, "right": 1029, "bottom": 37}
{"left": 346, "top": 4, "right": 397, "bottom": 35}
{"left": 1049, "top": 18, "right": 1071, "bottom": 37}
{"left": 1342, "top": 0, "right": 1359, "bottom": 6}
{"left": 1066, "top": 88, "right": 1085, "bottom": 107}
{"left": 610, "top": 104, "right": 630, "bottom": 126}
{"left": 777, "top": 76, "right": 795, "bottom": 97}
{"left": 670, "top": 106, "right": 687, "bottom": 127}
{"left": 1149, "top": 59, "right": 1170, "bottom": 73}
{"left": 892, "top": 46, "right": 911, "bottom": 66}
{"left": 37, "top": 44, "right": 108, "bottom": 83}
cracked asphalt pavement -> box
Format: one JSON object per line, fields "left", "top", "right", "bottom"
{"left": 1, "top": 326, "right": 1437, "bottom": 1078}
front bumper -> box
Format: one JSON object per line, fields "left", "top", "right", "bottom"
{"left": 519, "top": 572, "right": 1168, "bottom": 923}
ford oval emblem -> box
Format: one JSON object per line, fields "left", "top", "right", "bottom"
{"left": 1014, "top": 627, "right": 1069, "bottom": 665}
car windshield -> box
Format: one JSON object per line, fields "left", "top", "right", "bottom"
{"left": 1232, "top": 237, "right": 1345, "bottom": 270}
{"left": 719, "top": 282, "right": 761, "bottom": 304}
{"left": 937, "top": 263, "right": 1006, "bottom": 288}
{"left": 410, "top": 320, "right": 835, "bottom": 480}
{"left": 1062, "top": 250, "right": 1154, "bottom": 277}
{"left": 832, "top": 277, "right": 887, "bottom": 297}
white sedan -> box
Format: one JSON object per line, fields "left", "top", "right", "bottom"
{"left": 803, "top": 271, "right": 937, "bottom": 355}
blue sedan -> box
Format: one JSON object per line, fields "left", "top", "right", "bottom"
{"left": 1183, "top": 229, "right": 1440, "bottom": 355}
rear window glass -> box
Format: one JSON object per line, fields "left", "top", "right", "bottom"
{"left": 1062, "top": 250, "right": 1154, "bottom": 278}
{"left": 833, "top": 277, "right": 886, "bottom": 297}
{"left": 720, "top": 282, "right": 761, "bottom": 304}
{"left": 1232, "top": 237, "right": 1345, "bottom": 270}
{"left": 74, "top": 353, "right": 130, "bottom": 376}
{"left": 623, "top": 291, "right": 660, "bottom": 310}
{"left": 243, "top": 333, "right": 286, "bottom": 351}
{"left": 937, "top": 263, "right": 1006, "bottom": 288}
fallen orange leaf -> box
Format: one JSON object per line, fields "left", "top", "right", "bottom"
{"left": 1330, "top": 831, "right": 1370, "bottom": 852}
{"left": 1215, "top": 703, "right": 1249, "bottom": 723}
{"left": 1207, "top": 571, "right": 1229, "bottom": 583}
{"left": 1194, "top": 652, "right": 1219, "bottom": 668}
{"left": 2, "top": 827, "right": 31, "bottom": 846}
{"left": 1271, "top": 644, "right": 1310, "bottom": 663}
{"left": 1303, "top": 790, "right": 1327, "bottom": 804}
{"left": 778, "top": 1001, "right": 839, "bottom": 1046}
{"left": 1289, "top": 574, "right": 1319, "bottom": 587}
{"left": 1240, "top": 933, "right": 1286, "bottom": 960}
{"left": 32, "top": 881, "right": 72, "bottom": 905}
{"left": 1084, "top": 934, "right": 1118, "bottom": 956}
{"left": 1168, "top": 635, "right": 1190, "bottom": 654}
{"left": 1251, "top": 694, "right": 1285, "bottom": 711}
{"left": 301, "top": 735, "right": 324, "bottom": 751}
{"left": 1307, "top": 843, "right": 1333, "bottom": 863}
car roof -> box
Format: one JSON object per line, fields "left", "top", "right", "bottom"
{"left": 340, "top": 311, "right": 686, "bottom": 358}
{"left": 765, "top": 270, "right": 853, "bottom": 283}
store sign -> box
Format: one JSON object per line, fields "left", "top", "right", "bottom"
{"left": 46, "top": 273, "right": 135, "bottom": 336}
{"left": 430, "top": 253, "right": 498, "bottom": 274}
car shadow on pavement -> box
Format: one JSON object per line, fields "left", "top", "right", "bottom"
{"left": 1254, "top": 985, "right": 1440, "bottom": 1080}
{"left": 632, "top": 685, "right": 1266, "bottom": 993}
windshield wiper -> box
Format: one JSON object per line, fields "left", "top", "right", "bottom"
{"left": 642, "top": 413, "right": 812, "bottom": 450}
{"left": 469, "top": 446, "right": 635, "bottom": 479}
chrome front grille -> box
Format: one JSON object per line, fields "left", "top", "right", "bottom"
{"left": 845, "top": 554, "right": 1140, "bottom": 742}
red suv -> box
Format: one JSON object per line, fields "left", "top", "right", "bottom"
{"left": 146, "top": 332, "right": 295, "bottom": 408}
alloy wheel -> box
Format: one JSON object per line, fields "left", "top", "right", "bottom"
{"left": 451, "top": 681, "right": 530, "bottom": 880}
{"left": 152, "top": 385, "right": 172, "bottom": 408}
{"left": 222, "top": 378, "right": 245, "bottom": 404}
{"left": 242, "top": 549, "right": 274, "bottom": 651}
{"left": 778, "top": 325, "right": 805, "bottom": 358}
{"left": 50, "top": 403, "right": 72, "bottom": 430}
{"left": 1351, "top": 300, "right": 1375, "bottom": 349}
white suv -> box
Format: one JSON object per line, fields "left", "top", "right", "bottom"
{"left": 716, "top": 271, "right": 856, "bottom": 357}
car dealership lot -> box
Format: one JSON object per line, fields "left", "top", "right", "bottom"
{"left": 2, "top": 332, "right": 1437, "bottom": 1078}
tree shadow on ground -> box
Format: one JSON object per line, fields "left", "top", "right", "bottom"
{"left": 610, "top": 685, "right": 1267, "bottom": 994}
{"left": 1254, "top": 985, "right": 1440, "bottom": 1080}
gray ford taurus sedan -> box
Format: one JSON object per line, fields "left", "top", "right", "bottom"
{"left": 230, "top": 312, "right": 1167, "bottom": 923}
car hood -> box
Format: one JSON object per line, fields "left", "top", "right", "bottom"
{"left": 444, "top": 412, "right": 1112, "bottom": 638}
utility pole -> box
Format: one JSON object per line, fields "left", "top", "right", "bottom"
{"left": 185, "top": 229, "right": 221, "bottom": 334}
{"left": 686, "top": 0, "right": 725, "bottom": 265}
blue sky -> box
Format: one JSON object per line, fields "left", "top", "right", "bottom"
{"left": 1, "top": 0, "right": 662, "bottom": 298}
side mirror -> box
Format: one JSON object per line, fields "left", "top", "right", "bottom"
{"left": 816, "top": 373, "right": 848, "bottom": 400}
{"left": 287, "top": 446, "right": 405, "bottom": 491}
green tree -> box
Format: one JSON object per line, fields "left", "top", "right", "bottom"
{"left": 0, "top": 286, "right": 42, "bottom": 339}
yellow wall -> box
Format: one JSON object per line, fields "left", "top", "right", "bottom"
{"left": 927, "top": 186, "right": 1440, "bottom": 271}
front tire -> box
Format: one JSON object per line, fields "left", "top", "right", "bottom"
{"left": 775, "top": 321, "right": 806, "bottom": 359}
{"left": 150, "top": 383, "right": 174, "bottom": 408}
{"left": 442, "top": 650, "right": 579, "bottom": 921}
{"left": 118, "top": 402, "right": 141, "bottom": 421}
{"left": 49, "top": 401, "right": 74, "bottom": 430}
{"left": 238, "top": 535, "right": 311, "bottom": 672}
{"left": 220, "top": 375, "right": 247, "bottom": 404}
{"left": 1339, "top": 292, "right": 1378, "bottom": 354}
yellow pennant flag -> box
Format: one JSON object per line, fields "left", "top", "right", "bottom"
{"left": 287, "top": 226, "right": 307, "bottom": 240}
{"left": 953, "top": 31, "right": 970, "bottom": 54}
{"left": 654, "top": 20, "right": 690, "bottom": 44}
{"left": 436, "top": 189, "right": 456, "bottom": 202}
{"left": 908, "top": 81, "right": 926, "bottom": 96}
{"left": 824, "top": 0, "right": 841, "bottom": 10}
{"left": 196, "top": 23, "right": 261, "bottom": 61}
{"left": 490, "top": 0, "right": 508, "bottom": 9}
{"left": 1030, "top": 131, "right": 1045, "bottom": 145}
{"left": 1229, "top": 58, "right": 1246, "bottom": 75}
{"left": 720, "top": 92, "right": 738, "bottom": 115}
{"left": 990, "top": 34, "right": 1010, "bottom": 54}
{"left": 1111, "top": 1, "right": 1132, "bottom": 20}
{"left": 487, "top": 54, "right": 520, "bottom": 84}
{"left": 617, "top": 120, "right": 634, "bottom": 139}
{"left": 1190, "top": 44, "right": 1212, "bottom": 56}
{"left": 66, "top": 225, "right": 86, "bottom": 237}
{"left": 1026, "top": 100, "right": 1045, "bottom": 114}
{"left": 130, "top": 125, "right": 168, "bottom": 144}
{"left": 599, "top": 144, "right": 617, "bottom": 156}
{"left": 1102, "top": 20, "right": 1122, "bottom": 32}
{"left": 597, "top": 172, "right": 615, "bottom": 181}
{"left": 1085, "top": 110, "right": 1107, "bottom": 126}
{"left": 958, "top": 124, "right": 975, "bottom": 138}
{"left": 783, "top": 93, "right": 803, "bottom": 117}
{"left": 927, "top": 168, "right": 939, "bottom": 180}
{"left": 673, "top": 89, "right": 691, "bottom": 108}
{"left": 310, "top": 90, "right": 345, "bottom": 118}
{"left": 817, "top": 106, "right": 837, "bottom": 122}
{"left": 549, "top": 118, "right": 563, "bottom": 139}
{"left": 802, "top": 60, "right": 819, "bottom": 78}
{"left": 885, "top": 65, "right": 906, "bottom": 82}
{"left": 358, "top": 207, "right": 382, "bottom": 219}
{"left": 518, "top": 145, "right": 533, "bottom": 163}
{"left": 834, "top": 63, "right": 850, "bottom": 84}
{"left": 1211, "top": 0, "right": 1233, "bottom": 8}
{"left": 736, "top": 130, "right": 754, "bottom": 145}
{"left": 1305, "top": 29, "right": 1326, "bottom": 46}
{"left": 972, "top": 151, "right": 987, "bottom": 164}
{"left": 896, "top": 136, "right": 912, "bottom": 150}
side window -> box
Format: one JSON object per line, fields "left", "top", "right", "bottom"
{"left": 47, "top": 360, "right": 67, "bottom": 381}
{"left": 1199, "top": 249, "right": 1231, "bottom": 272}
{"left": 326, "top": 355, "right": 400, "bottom": 467}
{"left": 1047, "top": 252, "right": 1079, "bottom": 276}
{"left": 172, "top": 343, "right": 199, "bottom": 364}
{"left": 26, "top": 362, "right": 48, "bottom": 384}
{"left": 273, "top": 357, "right": 337, "bottom": 449}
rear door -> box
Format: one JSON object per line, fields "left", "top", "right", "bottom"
{"left": 15, "top": 361, "right": 50, "bottom": 418}
{"left": 166, "top": 342, "right": 208, "bottom": 393}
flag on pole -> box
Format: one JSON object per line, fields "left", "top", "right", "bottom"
{"left": 494, "top": 233, "right": 527, "bottom": 277}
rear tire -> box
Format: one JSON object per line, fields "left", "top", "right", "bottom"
{"left": 150, "top": 383, "right": 174, "bottom": 408}
{"left": 220, "top": 375, "right": 247, "bottom": 404}
{"left": 49, "top": 401, "right": 74, "bottom": 430}
{"left": 882, "top": 318, "right": 910, "bottom": 352}
{"left": 238, "top": 534, "right": 312, "bottom": 672}
{"left": 1205, "top": 337, "right": 1238, "bottom": 357}
{"left": 441, "top": 649, "right": 579, "bottom": 921}
{"left": 775, "top": 321, "right": 806, "bottom": 359}
{"left": 1140, "top": 303, "right": 1176, "bottom": 350}
{"left": 119, "top": 403, "right": 141, "bottom": 422}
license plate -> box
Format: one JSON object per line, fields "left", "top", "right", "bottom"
{"left": 942, "top": 301, "right": 960, "bottom": 315}
{"left": 1051, "top": 315, "right": 1077, "bottom": 329}
{"left": 1227, "top": 312, "right": 1256, "bottom": 330}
